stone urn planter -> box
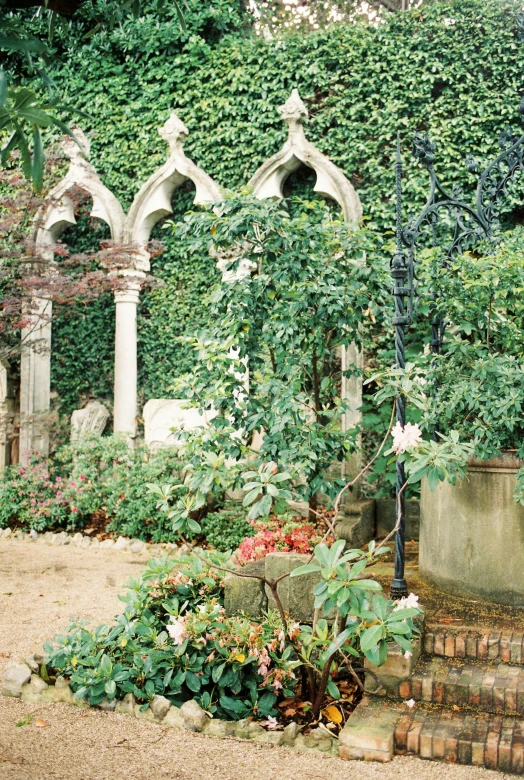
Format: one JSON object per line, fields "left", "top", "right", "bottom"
{"left": 419, "top": 452, "right": 524, "bottom": 607}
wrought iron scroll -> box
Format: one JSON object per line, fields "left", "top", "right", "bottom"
{"left": 390, "top": 97, "right": 524, "bottom": 598}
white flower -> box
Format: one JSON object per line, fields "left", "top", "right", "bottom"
{"left": 394, "top": 592, "right": 420, "bottom": 611}
{"left": 404, "top": 650, "right": 413, "bottom": 659}
{"left": 265, "top": 716, "right": 279, "bottom": 730}
{"left": 391, "top": 421, "right": 423, "bottom": 455}
{"left": 404, "top": 699, "right": 416, "bottom": 709}
{"left": 166, "top": 617, "right": 188, "bottom": 645}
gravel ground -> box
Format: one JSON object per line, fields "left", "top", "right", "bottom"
{"left": 0, "top": 539, "right": 510, "bottom": 780}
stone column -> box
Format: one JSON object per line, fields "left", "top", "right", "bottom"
{"left": 0, "top": 361, "right": 14, "bottom": 469}
{"left": 19, "top": 296, "right": 52, "bottom": 464}
{"left": 113, "top": 275, "right": 144, "bottom": 442}
{"left": 340, "top": 342, "right": 364, "bottom": 498}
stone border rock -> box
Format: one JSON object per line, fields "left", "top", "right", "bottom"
{"left": 2, "top": 659, "right": 338, "bottom": 757}
{"left": 0, "top": 527, "right": 189, "bottom": 559}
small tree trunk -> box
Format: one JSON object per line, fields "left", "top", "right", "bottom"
{"left": 308, "top": 492, "right": 318, "bottom": 523}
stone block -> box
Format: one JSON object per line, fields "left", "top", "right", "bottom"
{"left": 335, "top": 500, "right": 375, "bottom": 549}
{"left": 420, "top": 456, "right": 524, "bottom": 606}
{"left": 365, "top": 636, "right": 422, "bottom": 692}
{"left": 134, "top": 704, "right": 156, "bottom": 722}
{"left": 224, "top": 559, "right": 267, "bottom": 619}
{"left": 143, "top": 399, "right": 215, "bottom": 449}
{"left": 30, "top": 674, "right": 48, "bottom": 694}
{"left": 115, "top": 693, "right": 136, "bottom": 717}
{"left": 114, "top": 536, "right": 129, "bottom": 551}
{"left": 98, "top": 697, "right": 117, "bottom": 711}
{"left": 281, "top": 721, "right": 300, "bottom": 746}
{"left": 376, "top": 499, "right": 420, "bottom": 541}
{"left": 20, "top": 684, "right": 43, "bottom": 704}
{"left": 339, "top": 723, "right": 394, "bottom": 762}
{"left": 100, "top": 539, "right": 115, "bottom": 549}
{"left": 70, "top": 400, "right": 110, "bottom": 442}
{"left": 205, "top": 718, "right": 236, "bottom": 737}
{"left": 163, "top": 706, "right": 185, "bottom": 729}
{"left": 150, "top": 695, "right": 171, "bottom": 720}
{"left": 2, "top": 663, "right": 32, "bottom": 697}
{"left": 265, "top": 552, "right": 321, "bottom": 624}
{"left": 129, "top": 539, "right": 146, "bottom": 554}
{"left": 303, "top": 727, "right": 333, "bottom": 752}
{"left": 53, "top": 676, "right": 75, "bottom": 704}
{"left": 179, "top": 699, "right": 208, "bottom": 731}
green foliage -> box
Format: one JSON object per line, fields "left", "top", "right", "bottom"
{"left": 199, "top": 502, "right": 255, "bottom": 552}
{"left": 0, "top": 435, "right": 184, "bottom": 539}
{"left": 292, "top": 539, "right": 422, "bottom": 671}
{"left": 44, "top": 553, "right": 299, "bottom": 718}
{"left": 20, "top": 0, "right": 523, "bottom": 451}
{"left": 422, "top": 231, "right": 524, "bottom": 460}
{"left": 168, "top": 193, "right": 384, "bottom": 508}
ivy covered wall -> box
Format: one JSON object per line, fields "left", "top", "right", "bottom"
{"left": 46, "top": 0, "right": 524, "bottom": 417}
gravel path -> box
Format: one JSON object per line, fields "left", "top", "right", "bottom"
{"left": 0, "top": 539, "right": 509, "bottom": 780}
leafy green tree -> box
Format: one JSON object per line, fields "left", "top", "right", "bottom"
{"left": 169, "top": 192, "right": 387, "bottom": 519}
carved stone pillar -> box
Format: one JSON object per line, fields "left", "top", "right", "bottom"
{"left": 113, "top": 274, "right": 144, "bottom": 441}
{"left": 19, "top": 297, "right": 52, "bottom": 464}
{"left": 0, "top": 361, "right": 14, "bottom": 469}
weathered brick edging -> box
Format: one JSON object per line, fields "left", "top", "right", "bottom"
{"left": 425, "top": 627, "right": 524, "bottom": 664}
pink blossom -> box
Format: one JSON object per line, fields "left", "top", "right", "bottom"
{"left": 393, "top": 592, "right": 420, "bottom": 611}
{"left": 71, "top": 507, "right": 78, "bottom": 514}
{"left": 79, "top": 475, "right": 86, "bottom": 482}
{"left": 166, "top": 617, "right": 188, "bottom": 645}
{"left": 391, "top": 422, "right": 423, "bottom": 455}
{"left": 265, "top": 716, "right": 279, "bottom": 730}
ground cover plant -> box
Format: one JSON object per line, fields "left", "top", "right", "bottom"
{"left": 43, "top": 542, "right": 423, "bottom": 727}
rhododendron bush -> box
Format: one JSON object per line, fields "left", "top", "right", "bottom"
{"left": 44, "top": 553, "right": 300, "bottom": 721}
{"left": 44, "top": 541, "right": 424, "bottom": 725}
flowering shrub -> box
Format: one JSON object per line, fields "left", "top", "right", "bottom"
{"left": 235, "top": 517, "right": 330, "bottom": 565}
{"left": 0, "top": 435, "right": 183, "bottom": 538}
{"left": 0, "top": 458, "right": 82, "bottom": 531}
{"left": 44, "top": 553, "right": 299, "bottom": 720}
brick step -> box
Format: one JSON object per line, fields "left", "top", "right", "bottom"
{"left": 391, "top": 655, "right": 524, "bottom": 715}
{"left": 424, "top": 625, "right": 524, "bottom": 664}
{"left": 339, "top": 695, "right": 524, "bottom": 773}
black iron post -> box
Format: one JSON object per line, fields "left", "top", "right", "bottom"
{"left": 390, "top": 136, "right": 409, "bottom": 600}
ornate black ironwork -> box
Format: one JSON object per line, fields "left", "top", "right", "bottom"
{"left": 389, "top": 98, "right": 524, "bottom": 598}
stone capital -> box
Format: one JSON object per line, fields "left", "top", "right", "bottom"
{"left": 113, "top": 270, "right": 145, "bottom": 304}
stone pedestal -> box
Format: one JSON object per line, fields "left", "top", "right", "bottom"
{"left": 335, "top": 499, "right": 375, "bottom": 548}
{"left": 420, "top": 453, "right": 524, "bottom": 606}
{"left": 225, "top": 552, "right": 323, "bottom": 622}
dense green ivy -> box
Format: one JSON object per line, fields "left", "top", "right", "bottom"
{"left": 42, "top": 0, "right": 524, "bottom": 420}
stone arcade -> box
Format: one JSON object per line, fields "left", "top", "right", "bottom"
{"left": 10, "top": 91, "right": 364, "bottom": 468}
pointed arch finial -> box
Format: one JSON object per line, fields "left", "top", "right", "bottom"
{"left": 278, "top": 89, "right": 308, "bottom": 130}
{"left": 159, "top": 113, "right": 189, "bottom": 152}
{"left": 249, "top": 90, "right": 362, "bottom": 225}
